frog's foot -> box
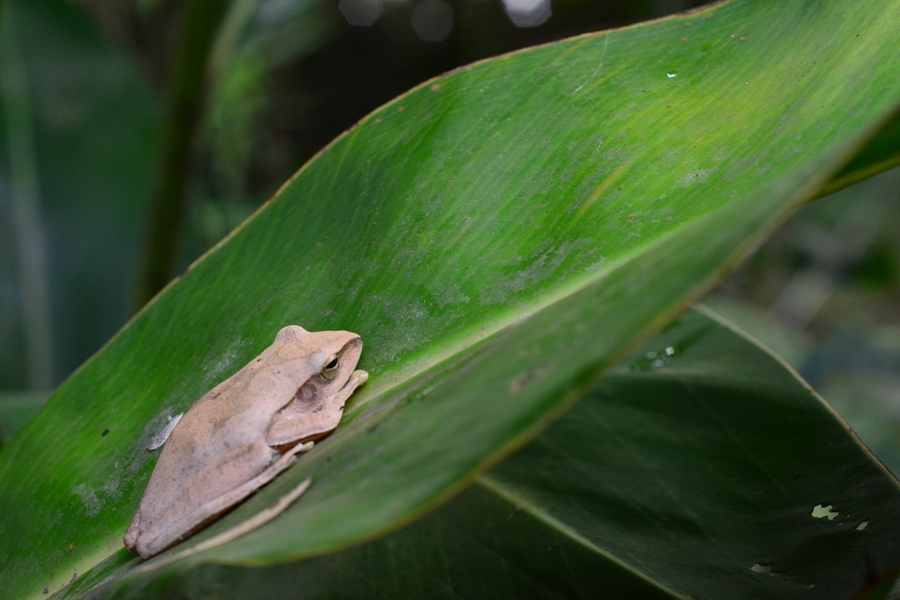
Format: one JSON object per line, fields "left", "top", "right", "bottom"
{"left": 123, "top": 510, "right": 142, "bottom": 551}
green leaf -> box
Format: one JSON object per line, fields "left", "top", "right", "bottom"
{"left": 2, "top": 1, "right": 899, "bottom": 598}
{"left": 87, "top": 309, "right": 900, "bottom": 599}
{"left": 482, "top": 308, "right": 900, "bottom": 599}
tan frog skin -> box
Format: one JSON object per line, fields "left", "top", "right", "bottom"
{"left": 124, "top": 325, "right": 368, "bottom": 558}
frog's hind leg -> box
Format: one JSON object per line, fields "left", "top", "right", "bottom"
{"left": 124, "top": 508, "right": 142, "bottom": 551}
{"left": 135, "top": 440, "right": 312, "bottom": 558}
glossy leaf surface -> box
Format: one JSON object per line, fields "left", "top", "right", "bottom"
{"left": 1, "top": 1, "right": 899, "bottom": 598}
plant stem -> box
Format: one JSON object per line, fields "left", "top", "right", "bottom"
{"left": 137, "top": 0, "right": 229, "bottom": 306}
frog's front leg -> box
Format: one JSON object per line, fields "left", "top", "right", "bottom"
{"left": 266, "top": 408, "right": 345, "bottom": 447}
{"left": 132, "top": 440, "right": 311, "bottom": 558}
{"left": 266, "top": 369, "right": 368, "bottom": 447}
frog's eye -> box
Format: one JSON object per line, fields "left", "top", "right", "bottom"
{"left": 321, "top": 355, "right": 340, "bottom": 380}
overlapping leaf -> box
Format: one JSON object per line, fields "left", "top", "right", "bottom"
{"left": 114, "top": 308, "right": 900, "bottom": 599}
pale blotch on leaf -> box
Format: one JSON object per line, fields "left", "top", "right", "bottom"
{"left": 810, "top": 504, "right": 839, "bottom": 520}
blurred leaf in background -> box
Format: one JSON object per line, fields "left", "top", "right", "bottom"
{"left": 708, "top": 166, "right": 900, "bottom": 476}
{"left": 0, "top": 0, "right": 159, "bottom": 391}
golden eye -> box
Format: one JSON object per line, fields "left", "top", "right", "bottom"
{"left": 321, "top": 355, "right": 340, "bottom": 380}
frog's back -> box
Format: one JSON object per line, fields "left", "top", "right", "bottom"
{"left": 140, "top": 349, "right": 316, "bottom": 508}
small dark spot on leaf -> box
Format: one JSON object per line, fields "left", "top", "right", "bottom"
{"left": 102, "top": 429, "right": 109, "bottom": 437}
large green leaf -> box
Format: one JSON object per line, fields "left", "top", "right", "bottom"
{"left": 2, "top": 1, "right": 899, "bottom": 598}
{"left": 97, "top": 308, "right": 900, "bottom": 599}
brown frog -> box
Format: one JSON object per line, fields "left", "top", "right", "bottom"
{"left": 124, "top": 325, "right": 368, "bottom": 558}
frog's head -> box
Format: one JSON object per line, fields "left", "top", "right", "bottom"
{"left": 271, "top": 325, "right": 369, "bottom": 443}
{"left": 274, "top": 325, "right": 364, "bottom": 381}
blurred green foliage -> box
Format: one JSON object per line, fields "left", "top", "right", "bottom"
{"left": 0, "top": 0, "right": 158, "bottom": 390}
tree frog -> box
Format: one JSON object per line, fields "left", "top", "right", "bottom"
{"left": 124, "top": 325, "right": 368, "bottom": 558}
